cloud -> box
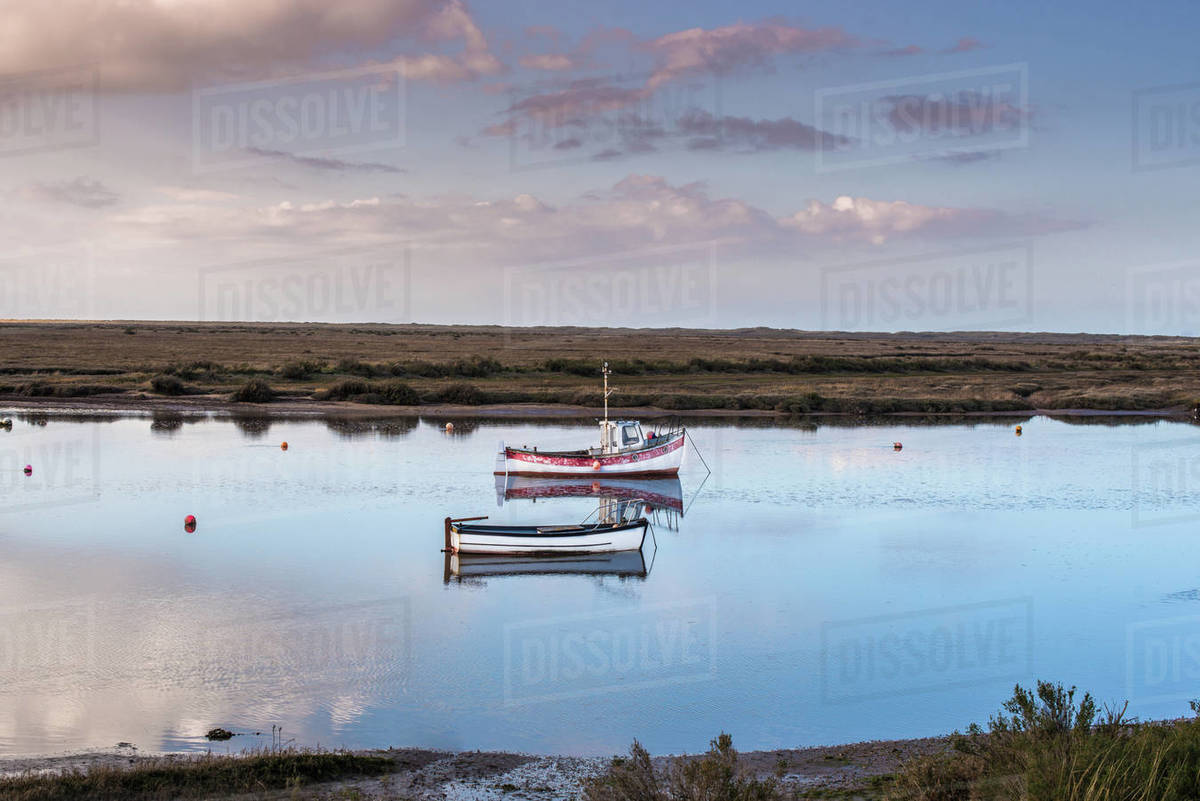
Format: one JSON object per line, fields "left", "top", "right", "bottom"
{"left": 928, "top": 150, "right": 1003, "bottom": 165}
{"left": 882, "top": 45, "right": 923, "bottom": 57}
{"left": 244, "top": 149, "right": 407, "bottom": 174}
{"left": 491, "top": 20, "right": 857, "bottom": 149}
{"left": 676, "top": 110, "right": 853, "bottom": 152}
{"left": 880, "top": 92, "right": 1031, "bottom": 137}
{"left": 19, "top": 178, "right": 119, "bottom": 208}
{"left": 112, "top": 175, "right": 1081, "bottom": 257}
{"left": 780, "top": 195, "right": 1078, "bottom": 244}
{"left": 0, "top": 0, "right": 500, "bottom": 91}
{"left": 519, "top": 53, "right": 578, "bottom": 71}
{"left": 525, "top": 25, "right": 564, "bottom": 43}
{"left": 500, "top": 79, "right": 649, "bottom": 124}
{"left": 943, "top": 37, "right": 985, "bottom": 53}
{"left": 641, "top": 21, "right": 857, "bottom": 90}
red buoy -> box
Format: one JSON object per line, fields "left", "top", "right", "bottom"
{"left": 280, "top": 441, "right": 288, "bottom": 451}
{"left": 23, "top": 464, "right": 31, "bottom": 475}
{"left": 592, "top": 460, "right": 601, "bottom": 470}
{"left": 184, "top": 514, "right": 197, "bottom": 533}
{"left": 893, "top": 442, "right": 903, "bottom": 451}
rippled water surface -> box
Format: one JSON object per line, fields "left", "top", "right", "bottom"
{"left": 3, "top": 412, "right": 1200, "bottom": 756}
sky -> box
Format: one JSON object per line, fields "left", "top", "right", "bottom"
{"left": 2, "top": 0, "right": 1199, "bottom": 333}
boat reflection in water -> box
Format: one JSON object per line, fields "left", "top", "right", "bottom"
{"left": 444, "top": 482, "right": 677, "bottom": 584}
{"left": 495, "top": 475, "right": 685, "bottom": 530}
{"left": 443, "top": 548, "right": 648, "bottom": 584}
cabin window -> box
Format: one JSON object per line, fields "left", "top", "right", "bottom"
{"left": 622, "top": 426, "right": 639, "bottom": 446}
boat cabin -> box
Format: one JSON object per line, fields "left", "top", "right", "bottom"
{"left": 598, "top": 420, "right": 656, "bottom": 454}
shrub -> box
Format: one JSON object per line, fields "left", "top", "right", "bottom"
{"left": 316, "top": 379, "right": 370, "bottom": 401}
{"left": 585, "top": 734, "right": 780, "bottom": 801}
{"left": 433, "top": 383, "right": 486, "bottom": 405}
{"left": 163, "top": 360, "right": 223, "bottom": 380}
{"left": 16, "top": 382, "right": 123, "bottom": 398}
{"left": 150, "top": 374, "right": 187, "bottom": 396}
{"left": 889, "top": 682, "right": 1200, "bottom": 801}
{"left": 230, "top": 379, "right": 275, "bottom": 403}
{"left": 335, "top": 358, "right": 379, "bottom": 378}
{"left": 315, "top": 379, "right": 419, "bottom": 405}
{"left": 375, "top": 380, "right": 419, "bottom": 405}
{"left": 278, "top": 360, "right": 321, "bottom": 380}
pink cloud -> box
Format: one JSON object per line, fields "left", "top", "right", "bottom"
{"left": 0, "top": 0, "right": 501, "bottom": 91}
{"left": 883, "top": 45, "right": 923, "bottom": 57}
{"left": 519, "top": 53, "right": 578, "bottom": 71}
{"left": 642, "top": 21, "right": 857, "bottom": 90}
{"left": 944, "top": 37, "right": 986, "bottom": 53}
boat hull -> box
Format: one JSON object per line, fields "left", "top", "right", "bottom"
{"left": 450, "top": 520, "right": 647, "bottom": 555}
{"left": 494, "top": 431, "right": 685, "bottom": 477}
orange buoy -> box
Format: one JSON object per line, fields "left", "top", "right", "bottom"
{"left": 444, "top": 422, "right": 455, "bottom": 432}
{"left": 1015, "top": 425, "right": 1023, "bottom": 436}
{"left": 893, "top": 442, "right": 903, "bottom": 451}
{"left": 23, "top": 464, "right": 32, "bottom": 475}
{"left": 592, "top": 459, "right": 601, "bottom": 470}
{"left": 280, "top": 441, "right": 288, "bottom": 450}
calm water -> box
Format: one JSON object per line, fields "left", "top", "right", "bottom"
{"left": 3, "top": 411, "right": 1200, "bottom": 756}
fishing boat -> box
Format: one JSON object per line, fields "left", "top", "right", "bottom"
{"left": 443, "top": 499, "right": 649, "bottom": 555}
{"left": 493, "top": 363, "right": 686, "bottom": 477}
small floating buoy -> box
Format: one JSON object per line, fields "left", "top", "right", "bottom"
{"left": 592, "top": 459, "right": 601, "bottom": 470}
{"left": 444, "top": 422, "right": 454, "bottom": 432}
{"left": 280, "top": 441, "right": 288, "bottom": 450}
{"left": 1015, "top": 425, "right": 1023, "bottom": 436}
{"left": 184, "top": 514, "right": 197, "bottom": 533}
{"left": 23, "top": 464, "right": 32, "bottom": 475}
{"left": 893, "top": 442, "right": 903, "bottom": 451}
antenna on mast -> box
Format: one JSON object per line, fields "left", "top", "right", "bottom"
{"left": 603, "top": 361, "right": 612, "bottom": 424}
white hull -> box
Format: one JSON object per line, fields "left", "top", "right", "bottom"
{"left": 450, "top": 522, "right": 647, "bottom": 554}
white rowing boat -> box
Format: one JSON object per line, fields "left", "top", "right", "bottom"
{"left": 443, "top": 497, "right": 649, "bottom": 555}
{"left": 444, "top": 517, "right": 647, "bottom": 555}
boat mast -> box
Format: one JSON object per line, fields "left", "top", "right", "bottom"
{"left": 602, "top": 361, "right": 612, "bottom": 449}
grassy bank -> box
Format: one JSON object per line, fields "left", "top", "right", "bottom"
{"left": 586, "top": 681, "right": 1200, "bottom": 800}
{"left": 0, "top": 750, "right": 397, "bottom": 801}
{"left": 1, "top": 321, "right": 1199, "bottom": 414}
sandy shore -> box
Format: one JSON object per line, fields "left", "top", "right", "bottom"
{"left": 0, "top": 737, "right": 951, "bottom": 799}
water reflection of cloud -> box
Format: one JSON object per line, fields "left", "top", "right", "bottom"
{"left": 0, "top": 546, "right": 410, "bottom": 754}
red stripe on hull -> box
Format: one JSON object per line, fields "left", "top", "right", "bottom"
{"left": 504, "top": 434, "right": 684, "bottom": 468}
